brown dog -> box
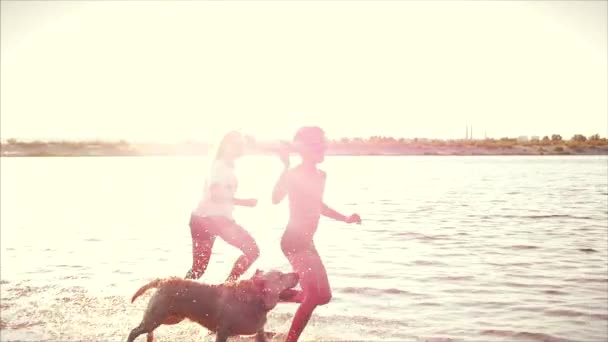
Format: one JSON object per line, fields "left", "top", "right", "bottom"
{"left": 127, "top": 269, "right": 299, "bottom": 342}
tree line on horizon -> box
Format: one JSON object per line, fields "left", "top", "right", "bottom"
{"left": 2, "top": 132, "right": 607, "bottom": 156}
{"left": 2, "top": 133, "right": 606, "bottom": 147}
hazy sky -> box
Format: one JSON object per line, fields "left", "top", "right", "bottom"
{"left": 1, "top": 1, "right": 606, "bottom": 142}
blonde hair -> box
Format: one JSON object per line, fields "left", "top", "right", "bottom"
{"left": 214, "top": 131, "right": 244, "bottom": 161}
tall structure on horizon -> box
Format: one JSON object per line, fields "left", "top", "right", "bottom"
{"left": 465, "top": 125, "right": 473, "bottom": 140}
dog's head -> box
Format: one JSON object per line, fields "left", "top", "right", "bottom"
{"left": 251, "top": 269, "right": 299, "bottom": 310}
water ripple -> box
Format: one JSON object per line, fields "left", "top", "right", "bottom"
{"left": 1, "top": 155, "right": 607, "bottom": 341}
{"left": 481, "top": 330, "right": 569, "bottom": 342}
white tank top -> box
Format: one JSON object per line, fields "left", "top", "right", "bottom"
{"left": 192, "top": 159, "right": 237, "bottom": 219}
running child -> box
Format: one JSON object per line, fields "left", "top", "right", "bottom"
{"left": 185, "top": 131, "right": 260, "bottom": 282}
{"left": 272, "top": 126, "right": 361, "bottom": 342}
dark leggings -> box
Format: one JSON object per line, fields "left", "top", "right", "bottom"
{"left": 185, "top": 214, "right": 259, "bottom": 281}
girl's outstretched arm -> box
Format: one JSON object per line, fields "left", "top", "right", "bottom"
{"left": 321, "top": 203, "right": 361, "bottom": 224}
{"left": 321, "top": 203, "right": 346, "bottom": 222}
{"left": 209, "top": 185, "right": 256, "bottom": 207}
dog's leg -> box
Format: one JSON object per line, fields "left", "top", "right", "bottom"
{"left": 215, "top": 329, "right": 229, "bottom": 342}
{"left": 127, "top": 324, "right": 147, "bottom": 342}
{"left": 127, "top": 321, "right": 162, "bottom": 342}
{"left": 129, "top": 297, "right": 169, "bottom": 342}
{"left": 255, "top": 328, "right": 268, "bottom": 342}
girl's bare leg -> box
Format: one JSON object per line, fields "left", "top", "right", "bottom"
{"left": 284, "top": 248, "right": 331, "bottom": 342}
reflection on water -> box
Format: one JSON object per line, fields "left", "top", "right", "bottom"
{"left": 1, "top": 156, "right": 607, "bottom": 341}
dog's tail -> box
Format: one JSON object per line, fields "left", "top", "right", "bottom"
{"left": 131, "top": 278, "right": 162, "bottom": 303}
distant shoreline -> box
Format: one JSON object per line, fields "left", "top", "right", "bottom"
{"left": 2, "top": 137, "right": 607, "bottom": 157}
